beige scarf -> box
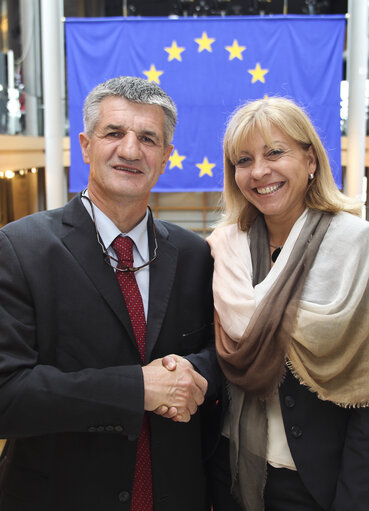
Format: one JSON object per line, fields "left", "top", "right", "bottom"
{"left": 208, "top": 210, "right": 369, "bottom": 510}
{"left": 208, "top": 209, "right": 369, "bottom": 407}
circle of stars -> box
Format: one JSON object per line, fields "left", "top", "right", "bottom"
{"left": 142, "top": 32, "right": 269, "bottom": 179}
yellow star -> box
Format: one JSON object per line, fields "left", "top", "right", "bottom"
{"left": 225, "top": 39, "right": 246, "bottom": 61}
{"left": 194, "top": 32, "right": 215, "bottom": 53}
{"left": 143, "top": 64, "right": 164, "bottom": 84}
{"left": 196, "top": 157, "right": 215, "bottom": 178}
{"left": 169, "top": 149, "right": 186, "bottom": 169}
{"left": 248, "top": 62, "right": 269, "bottom": 84}
{"left": 164, "top": 41, "right": 185, "bottom": 62}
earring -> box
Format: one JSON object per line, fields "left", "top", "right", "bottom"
{"left": 308, "top": 173, "right": 314, "bottom": 181}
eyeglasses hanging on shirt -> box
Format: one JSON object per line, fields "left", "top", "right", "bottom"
{"left": 81, "top": 190, "right": 158, "bottom": 273}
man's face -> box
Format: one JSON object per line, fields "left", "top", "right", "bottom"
{"left": 79, "top": 96, "right": 172, "bottom": 207}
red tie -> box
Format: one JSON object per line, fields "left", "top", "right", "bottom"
{"left": 113, "top": 235, "right": 153, "bottom": 511}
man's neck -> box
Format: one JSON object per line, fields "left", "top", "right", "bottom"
{"left": 87, "top": 188, "right": 148, "bottom": 233}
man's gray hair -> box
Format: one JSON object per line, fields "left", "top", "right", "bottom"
{"left": 83, "top": 76, "right": 177, "bottom": 146}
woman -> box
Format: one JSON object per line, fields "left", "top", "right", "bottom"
{"left": 207, "top": 97, "right": 369, "bottom": 511}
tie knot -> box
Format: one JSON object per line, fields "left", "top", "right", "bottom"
{"left": 113, "top": 235, "right": 134, "bottom": 266}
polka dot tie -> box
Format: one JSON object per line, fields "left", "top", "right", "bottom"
{"left": 113, "top": 235, "right": 153, "bottom": 511}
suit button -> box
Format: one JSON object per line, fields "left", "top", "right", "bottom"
{"left": 118, "top": 490, "right": 130, "bottom": 502}
{"left": 290, "top": 425, "right": 303, "bottom": 439}
{"left": 114, "top": 425, "right": 124, "bottom": 433}
{"left": 88, "top": 427, "right": 96, "bottom": 433}
{"left": 284, "top": 395, "right": 296, "bottom": 408}
{"left": 97, "top": 426, "right": 104, "bottom": 432}
{"left": 105, "top": 425, "right": 114, "bottom": 432}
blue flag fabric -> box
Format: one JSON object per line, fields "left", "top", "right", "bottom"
{"left": 65, "top": 15, "right": 345, "bottom": 193}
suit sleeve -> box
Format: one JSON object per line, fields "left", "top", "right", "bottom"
{"left": 0, "top": 231, "right": 144, "bottom": 440}
{"left": 186, "top": 338, "right": 221, "bottom": 400}
{"left": 184, "top": 245, "right": 221, "bottom": 400}
{"left": 330, "top": 407, "right": 369, "bottom": 511}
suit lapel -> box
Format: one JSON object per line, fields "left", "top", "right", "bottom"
{"left": 61, "top": 196, "right": 139, "bottom": 353}
{"left": 146, "top": 219, "right": 178, "bottom": 361}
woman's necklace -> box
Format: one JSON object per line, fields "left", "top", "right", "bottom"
{"left": 269, "top": 244, "right": 283, "bottom": 263}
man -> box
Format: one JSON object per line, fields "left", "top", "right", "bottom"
{"left": 0, "top": 77, "right": 218, "bottom": 511}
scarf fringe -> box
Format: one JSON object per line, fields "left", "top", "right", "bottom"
{"left": 285, "top": 358, "right": 369, "bottom": 409}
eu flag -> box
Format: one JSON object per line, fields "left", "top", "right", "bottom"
{"left": 65, "top": 15, "right": 345, "bottom": 193}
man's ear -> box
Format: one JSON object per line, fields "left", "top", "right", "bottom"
{"left": 79, "top": 132, "right": 91, "bottom": 164}
{"left": 160, "top": 144, "right": 174, "bottom": 175}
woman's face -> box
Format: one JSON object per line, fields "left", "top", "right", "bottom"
{"left": 234, "top": 124, "right": 316, "bottom": 228}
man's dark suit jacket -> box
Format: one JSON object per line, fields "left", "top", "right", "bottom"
{"left": 0, "top": 195, "right": 219, "bottom": 511}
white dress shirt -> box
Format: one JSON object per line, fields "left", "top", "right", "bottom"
{"left": 82, "top": 193, "right": 150, "bottom": 319}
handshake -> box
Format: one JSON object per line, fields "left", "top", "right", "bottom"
{"left": 142, "top": 355, "right": 208, "bottom": 423}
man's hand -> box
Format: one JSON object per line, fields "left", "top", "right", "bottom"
{"left": 154, "top": 356, "right": 197, "bottom": 421}
{"left": 153, "top": 356, "right": 181, "bottom": 420}
{"left": 142, "top": 355, "right": 208, "bottom": 423}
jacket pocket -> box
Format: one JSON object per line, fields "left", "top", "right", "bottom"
{"left": 180, "top": 323, "right": 212, "bottom": 353}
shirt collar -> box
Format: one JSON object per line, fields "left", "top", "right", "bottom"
{"left": 82, "top": 192, "right": 149, "bottom": 261}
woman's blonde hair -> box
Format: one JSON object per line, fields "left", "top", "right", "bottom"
{"left": 220, "top": 96, "right": 362, "bottom": 231}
